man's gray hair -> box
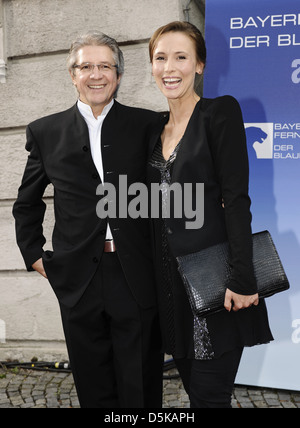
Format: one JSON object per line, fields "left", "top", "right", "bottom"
{"left": 67, "top": 31, "right": 125, "bottom": 77}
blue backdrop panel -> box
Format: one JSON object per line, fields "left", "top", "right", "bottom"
{"left": 204, "top": 0, "right": 300, "bottom": 390}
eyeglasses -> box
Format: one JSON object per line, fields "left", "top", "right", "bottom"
{"left": 73, "top": 62, "right": 118, "bottom": 74}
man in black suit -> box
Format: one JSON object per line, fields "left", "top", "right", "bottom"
{"left": 13, "top": 32, "right": 162, "bottom": 408}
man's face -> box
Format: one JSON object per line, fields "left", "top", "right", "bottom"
{"left": 70, "top": 45, "right": 121, "bottom": 116}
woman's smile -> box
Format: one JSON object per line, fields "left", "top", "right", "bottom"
{"left": 162, "top": 77, "right": 182, "bottom": 89}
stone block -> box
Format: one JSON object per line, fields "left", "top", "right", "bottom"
{"left": 0, "top": 202, "right": 54, "bottom": 271}
{"left": 0, "top": 132, "right": 54, "bottom": 200}
{"left": 0, "top": 274, "right": 64, "bottom": 342}
{"left": 4, "top": 0, "right": 182, "bottom": 58}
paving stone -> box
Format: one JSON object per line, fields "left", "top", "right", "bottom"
{"left": 0, "top": 367, "right": 298, "bottom": 408}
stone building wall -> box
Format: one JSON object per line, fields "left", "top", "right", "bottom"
{"left": 0, "top": 0, "right": 205, "bottom": 361}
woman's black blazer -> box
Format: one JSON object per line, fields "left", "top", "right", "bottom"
{"left": 149, "top": 96, "right": 257, "bottom": 296}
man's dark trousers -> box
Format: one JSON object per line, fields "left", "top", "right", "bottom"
{"left": 60, "top": 252, "right": 162, "bottom": 408}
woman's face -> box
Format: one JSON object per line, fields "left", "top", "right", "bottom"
{"left": 152, "top": 32, "right": 204, "bottom": 102}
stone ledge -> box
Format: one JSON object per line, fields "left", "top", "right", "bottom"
{"left": 0, "top": 340, "right": 68, "bottom": 363}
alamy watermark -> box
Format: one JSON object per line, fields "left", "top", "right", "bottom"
{"left": 96, "top": 175, "right": 204, "bottom": 230}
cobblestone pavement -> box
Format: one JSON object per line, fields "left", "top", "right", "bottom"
{"left": 0, "top": 367, "right": 299, "bottom": 409}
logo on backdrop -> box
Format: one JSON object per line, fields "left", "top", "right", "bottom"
{"left": 245, "top": 123, "right": 300, "bottom": 159}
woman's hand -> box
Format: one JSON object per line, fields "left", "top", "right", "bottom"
{"left": 224, "top": 289, "right": 259, "bottom": 312}
{"left": 32, "top": 258, "right": 48, "bottom": 279}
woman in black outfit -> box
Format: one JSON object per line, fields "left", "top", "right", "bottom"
{"left": 147, "top": 21, "right": 273, "bottom": 408}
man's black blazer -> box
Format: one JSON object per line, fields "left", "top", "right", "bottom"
{"left": 13, "top": 101, "right": 160, "bottom": 308}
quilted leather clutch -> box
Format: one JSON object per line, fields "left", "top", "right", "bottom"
{"left": 176, "top": 231, "right": 290, "bottom": 318}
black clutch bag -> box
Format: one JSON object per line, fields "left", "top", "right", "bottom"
{"left": 176, "top": 230, "right": 290, "bottom": 318}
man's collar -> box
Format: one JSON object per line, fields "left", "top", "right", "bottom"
{"left": 77, "top": 99, "right": 114, "bottom": 121}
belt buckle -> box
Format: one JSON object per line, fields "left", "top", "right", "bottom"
{"left": 104, "top": 240, "right": 116, "bottom": 253}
